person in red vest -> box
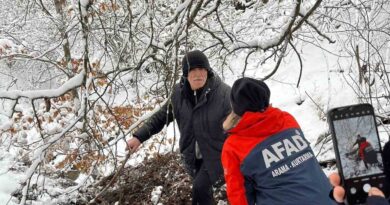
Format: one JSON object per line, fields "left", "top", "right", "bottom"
{"left": 221, "top": 77, "right": 334, "bottom": 205}
{"left": 351, "top": 134, "right": 378, "bottom": 169}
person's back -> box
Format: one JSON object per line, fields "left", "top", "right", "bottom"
{"left": 221, "top": 77, "right": 335, "bottom": 205}
{"left": 361, "top": 141, "right": 379, "bottom": 166}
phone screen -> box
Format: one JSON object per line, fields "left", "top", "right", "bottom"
{"left": 333, "top": 113, "right": 383, "bottom": 179}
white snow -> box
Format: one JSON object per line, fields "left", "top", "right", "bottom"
{"left": 0, "top": 150, "right": 21, "bottom": 205}
{"left": 0, "top": 39, "right": 15, "bottom": 50}
{"left": 151, "top": 185, "right": 163, "bottom": 205}
{"left": 0, "top": 118, "right": 13, "bottom": 131}
{"left": 0, "top": 71, "right": 85, "bottom": 100}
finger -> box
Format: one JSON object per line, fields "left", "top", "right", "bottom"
{"left": 368, "top": 187, "right": 385, "bottom": 197}
{"left": 333, "top": 186, "right": 345, "bottom": 203}
{"left": 329, "top": 173, "right": 341, "bottom": 187}
{"left": 128, "top": 145, "right": 137, "bottom": 153}
{"left": 125, "top": 142, "right": 133, "bottom": 151}
{"left": 126, "top": 145, "right": 134, "bottom": 152}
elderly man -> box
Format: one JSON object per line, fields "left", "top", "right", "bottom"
{"left": 127, "top": 50, "right": 231, "bottom": 204}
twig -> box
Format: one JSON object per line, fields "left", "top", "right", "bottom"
{"left": 89, "top": 152, "right": 131, "bottom": 204}
{"left": 304, "top": 91, "right": 326, "bottom": 116}
{"left": 288, "top": 40, "right": 303, "bottom": 88}
{"left": 354, "top": 45, "right": 363, "bottom": 84}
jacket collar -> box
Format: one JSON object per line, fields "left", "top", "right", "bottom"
{"left": 228, "top": 107, "right": 299, "bottom": 138}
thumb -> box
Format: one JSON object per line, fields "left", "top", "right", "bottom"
{"left": 369, "top": 187, "right": 385, "bottom": 197}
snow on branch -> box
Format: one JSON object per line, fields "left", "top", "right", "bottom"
{"left": 198, "top": 0, "right": 220, "bottom": 20}
{"left": 19, "top": 115, "right": 84, "bottom": 205}
{"left": 0, "top": 71, "right": 85, "bottom": 100}
{"left": 232, "top": 0, "right": 301, "bottom": 51}
{"left": 165, "top": 0, "right": 191, "bottom": 27}
{"left": 0, "top": 38, "right": 28, "bottom": 57}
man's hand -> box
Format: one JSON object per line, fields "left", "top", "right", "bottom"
{"left": 126, "top": 137, "right": 141, "bottom": 153}
{"left": 329, "top": 172, "right": 385, "bottom": 203}
{"left": 329, "top": 173, "right": 346, "bottom": 203}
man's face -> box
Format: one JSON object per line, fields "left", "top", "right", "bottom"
{"left": 187, "top": 67, "right": 208, "bottom": 90}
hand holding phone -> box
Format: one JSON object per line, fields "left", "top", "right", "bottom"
{"left": 329, "top": 172, "right": 388, "bottom": 205}
{"left": 328, "top": 104, "right": 385, "bottom": 204}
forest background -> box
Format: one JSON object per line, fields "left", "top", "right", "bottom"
{"left": 1, "top": 0, "right": 390, "bottom": 204}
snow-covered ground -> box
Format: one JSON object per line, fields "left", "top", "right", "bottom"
{"left": 0, "top": 150, "right": 20, "bottom": 205}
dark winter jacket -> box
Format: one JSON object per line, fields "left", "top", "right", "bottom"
{"left": 365, "top": 196, "right": 390, "bottom": 205}
{"left": 133, "top": 73, "right": 231, "bottom": 183}
{"left": 382, "top": 141, "right": 390, "bottom": 198}
{"left": 222, "top": 107, "right": 335, "bottom": 205}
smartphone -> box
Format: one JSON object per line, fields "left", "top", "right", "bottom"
{"left": 328, "top": 103, "right": 385, "bottom": 204}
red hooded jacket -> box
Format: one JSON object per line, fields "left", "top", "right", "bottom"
{"left": 359, "top": 141, "right": 370, "bottom": 160}
{"left": 221, "top": 107, "right": 334, "bottom": 205}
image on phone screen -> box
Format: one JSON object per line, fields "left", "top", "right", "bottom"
{"left": 333, "top": 115, "right": 383, "bottom": 179}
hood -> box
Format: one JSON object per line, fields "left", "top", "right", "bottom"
{"left": 230, "top": 77, "right": 270, "bottom": 116}
{"left": 228, "top": 107, "right": 299, "bottom": 138}
{"left": 182, "top": 50, "right": 211, "bottom": 77}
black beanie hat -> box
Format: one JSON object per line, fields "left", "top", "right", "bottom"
{"left": 182, "top": 50, "right": 211, "bottom": 77}
{"left": 230, "top": 77, "right": 271, "bottom": 116}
